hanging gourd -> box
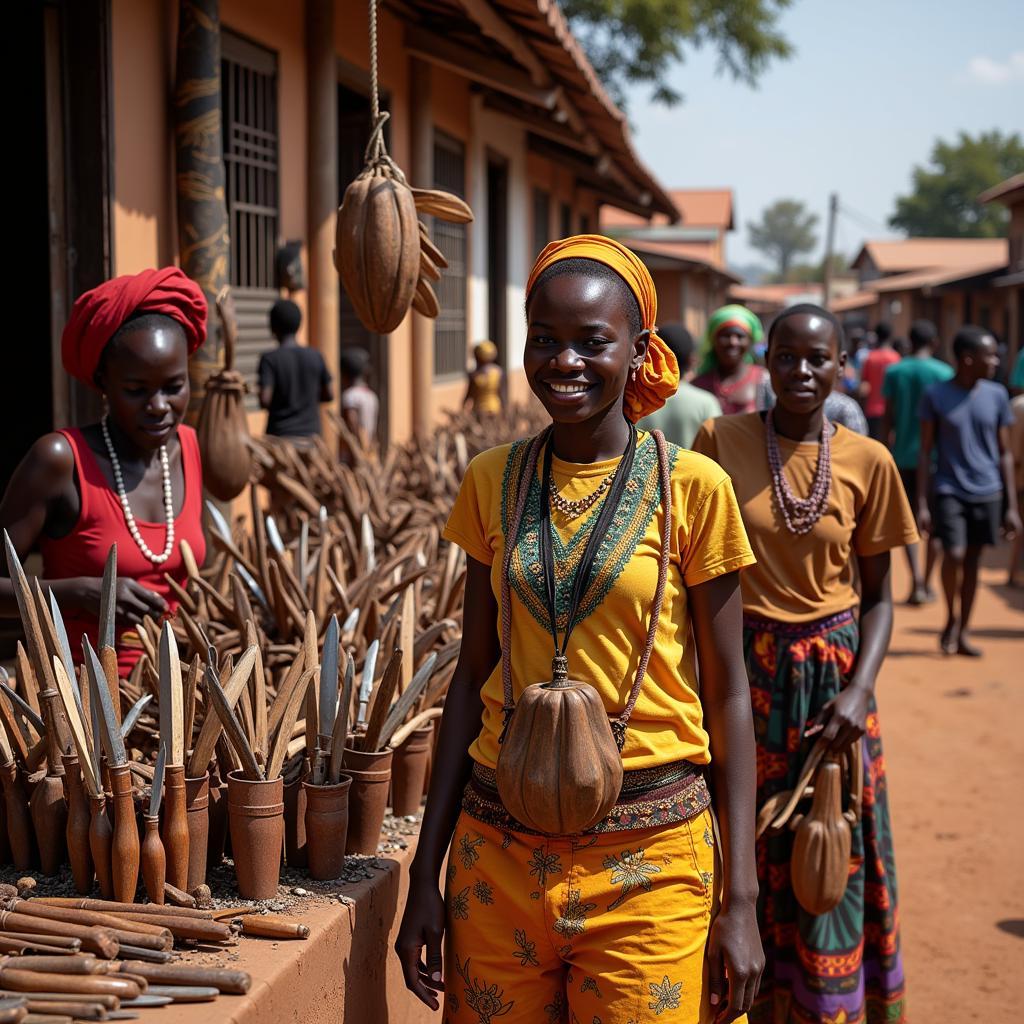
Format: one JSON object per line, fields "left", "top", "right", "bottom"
{"left": 336, "top": 0, "right": 472, "bottom": 334}
{"left": 196, "top": 288, "right": 252, "bottom": 501}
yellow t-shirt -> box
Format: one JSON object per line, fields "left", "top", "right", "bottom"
{"left": 442, "top": 432, "right": 755, "bottom": 771}
{"left": 692, "top": 413, "right": 919, "bottom": 623}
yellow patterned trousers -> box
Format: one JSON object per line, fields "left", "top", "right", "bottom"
{"left": 444, "top": 807, "right": 742, "bottom": 1023}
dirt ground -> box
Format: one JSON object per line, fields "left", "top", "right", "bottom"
{"left": 881, "top": 544, "right": 1023, "bottom": 1022}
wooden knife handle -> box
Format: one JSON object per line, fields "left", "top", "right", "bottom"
{"left": 107, "top": 765, "right": 139, "bottom": 906}
{"left": 0, "top": 966, "right": 140, "bottom": 998}
{"left": 118, "top": 960, "right": 251, "bottom": 994}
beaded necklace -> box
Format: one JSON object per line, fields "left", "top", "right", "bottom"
{"left": 101, "top": 415, "right": 176, "bottom": 564}
{"left": 549, "top": 467, "right": 617, "bottom": 519}
{"left": 765, "top": 411, "right": 832, "bottom": 535}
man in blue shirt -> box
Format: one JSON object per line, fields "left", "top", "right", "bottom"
{"left": 918, "top": 326, "right": 1021, "bottom": 656}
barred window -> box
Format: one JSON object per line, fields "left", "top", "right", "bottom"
{"left": 432, "top": 132, "right": 468, "bottom": 378}
{"left": 533, "top": 188, "right": 550, "bottom": 259}
{"left": 221, "top": 31, "right": 279, "bottom": 404}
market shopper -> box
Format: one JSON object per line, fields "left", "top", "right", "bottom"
{"left": 640, "top": 322, "right": 722, "bottom": 447}
{"left": 463, "top": 340, "right": 505, "bottom": 417}
{"left": 859, "top": 322, "right": 899, "bottom": 439}
{"left": 692, "top": 304, "right": 768, "bottom": 415}
{"left": 917, "top": 325, "right": 1020, "bottom": 656}
{"left": 0, "top": 268, "right": 208, "bottom": 674}
{"left": 881, "top": 319, "right": 953, "bottom": 604}
{"left": 693, "top": 304, "right": 915, "bottom": 1024}
{"left": 258, "top": 298, "right": 333, "bottom": 440}
{"left": 397, "top": 235, "right": 764, "bottom": 1023}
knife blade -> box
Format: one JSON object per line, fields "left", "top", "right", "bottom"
{"left": 98, "top": 545, "right": 118, "bottom": 652}
{"left": 318, "top": 615, "right": 340, "bottom": 742}
{"left": 48, "top": 590, "right": 78, "bottom": 699}
{"left": 0, "top": 675, "right": 46, "bottom": 735}
{"left": 158, "top": 622, "right": 184, "bottom": 765}
{"left": 121, "top": 693, "right": 154, "bottom": 740}
{"left": 265, "top": 515, "right": 285, "bottom": 555}
{"left": 356, "top": 639, "right": 379, "bottom": 727}
{"left": 149, "top": 740, "right": 167, "bottom": 817}
{"left": 83, "top": 636, "right": 127, "bottom": 767}
{"left": 204, "top": 501, "right": 269, "bottom": 609}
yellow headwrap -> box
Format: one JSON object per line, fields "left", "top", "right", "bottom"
{"left": 526, "top": 235, "right": 679, "bottom": 422}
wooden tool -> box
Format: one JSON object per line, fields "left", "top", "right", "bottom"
{"left": 141, "top": 744, "right": 167, "bottom": 906}
{"left": 96, "top": 546, "right": 121, "bottom": 727}
{"left": 116, "top": 962, "right": 250, "bottom": 995}
{"left": 157, "top": 625, "right": 189, "bottom": 891}
{"left": 83, "top": 642, "right": 137, "bottom": 905}
{"left": 203, "top": 653, "right": 262, "bottom": 780}
{"left": 237, "top": 915, "right": 309, "bottom": 940}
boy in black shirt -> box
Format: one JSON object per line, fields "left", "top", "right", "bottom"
{"left": 258, "top": 300, "right": 333, "bottom": 439}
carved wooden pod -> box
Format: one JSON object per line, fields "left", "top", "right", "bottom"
{"left": 791, "top": 757, "right": 852, "bottom": 915}
{"left": 336, "top": 169, "right": 419, "bottom": 334}
{"left": 496, "top": 677, "right": 623, "bottom": 836}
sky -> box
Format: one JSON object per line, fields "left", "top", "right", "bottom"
{"left": 623, "top": 0, "right": 1023, "bottom": 271}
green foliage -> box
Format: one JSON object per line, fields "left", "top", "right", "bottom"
{"left": 747, "top": 199, "right": 819, "bottom": 278}
{"left": 561, "top": 0, "right": 793, "bottom": 109}
{"left": 889, "top": 131, "right": 1024, "bottom": 237}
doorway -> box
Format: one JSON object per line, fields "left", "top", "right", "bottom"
{"left": 486, "top": 156, "right": 509, "bottom": 378}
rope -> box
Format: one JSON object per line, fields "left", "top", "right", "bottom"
{"left": 360, "top": 0, "right": 404, "bottom": 180}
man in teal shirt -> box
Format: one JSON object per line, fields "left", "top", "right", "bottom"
{"left": 640, "top": 324, "right": 722, "bottom": 448}
{"left": 882, "top": 319, "right": 954, "bottom": 604}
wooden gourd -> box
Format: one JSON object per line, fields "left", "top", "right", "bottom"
{"left": 497, "top": 663, "right": 623, "bottom": 836}
{"left": 791, "top": 754, "right": 855, "bottom": 916}
{"left": 195, "top": 323, "right": 252, "bottom": 502}
{"left": 336, "top": 167, "right": 420, "bottom": 334}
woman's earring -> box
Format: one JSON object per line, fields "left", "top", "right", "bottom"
{"left": 631, "top": 368, "right": 637, "bottom": 381}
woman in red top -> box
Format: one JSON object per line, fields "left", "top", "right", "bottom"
{"left": 0, "top": 268, "right": 209, "bottom": 675}
{"left": 692, "top": 304, "right": 769, "bottom": 415}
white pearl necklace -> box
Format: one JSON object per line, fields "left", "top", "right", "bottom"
{"left": 101, "top": 415, "right": 176, "bottom": 564}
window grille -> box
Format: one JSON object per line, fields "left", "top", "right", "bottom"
{"left": 433, "top": 131, "right": 468, "bottom": 378}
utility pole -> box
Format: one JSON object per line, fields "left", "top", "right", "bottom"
{"left": 822, "top": 192, "right": 838, "bottom": 309}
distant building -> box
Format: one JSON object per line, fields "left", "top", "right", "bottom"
{"left": 601, "top": 190, "right": 739, "bottom": 338}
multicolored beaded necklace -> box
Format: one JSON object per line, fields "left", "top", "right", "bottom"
{"left": 765, "top": 411, "right": 832, "bottom": 535}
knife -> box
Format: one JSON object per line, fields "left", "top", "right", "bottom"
{"left": 318, "top": 615, "right": 340, "bottom": 745}
{"left": 356, "top": 639, "right": 379, "bottom": 728}
{"left": 48, "top": 590, "right": 78, "bottom": 703}
{"left": 205, "top": 501, "right": 269, "bottom": 609}
{"left": 158, "top": 623, "right": 184, "bottom": 766}
{"left": 83, "top": 637, "right": 128, "bottom": 767}
{"left": 0, "top": 676, "right": 46, "bottom": 735}
{"left": 149, "top": 740, "right": 167, "bottom": 817}
{"left": 121, "top": 693, "right": 154, "bottom": 740}
{"left": 98, "top": 545, "right": 117, "bottom": 653}
{"left": 265, "top": 515, "right": 285, "bottom": 555}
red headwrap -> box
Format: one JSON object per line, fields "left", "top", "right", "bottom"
{"left": 61, "top": 268, "right": 208, "bottom": 387}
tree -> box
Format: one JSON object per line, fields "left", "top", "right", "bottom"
{"left": 889, "top": 131, "right": 1024, "bottom": 238}
{"left": 561, "top": 0, "right": 793, "bottom": 109}
{"left": 747, "top": 200, "right": 819, "bottom": 280}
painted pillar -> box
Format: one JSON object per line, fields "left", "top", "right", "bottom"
{"left": 409, "top": 57, "right": 434, "bottom": 440}
{"left": 173, "top": 0, "right": 230, "bottom": 421}
{"left": 307, "top": 0, "right": 339, "bottom": 445}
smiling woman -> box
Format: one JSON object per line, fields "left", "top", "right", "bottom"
{"left": 0, "top": 268, "right": 208, "bottom": 675}
{"left": 397, "top": 236, "right": 765, "bottom": 1024}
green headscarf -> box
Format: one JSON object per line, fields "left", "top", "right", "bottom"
{"left": 697, "top": 304, "right": 764, "bottom": 375}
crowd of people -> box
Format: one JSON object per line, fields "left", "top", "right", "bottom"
{"left": 0, "top": 241, "right": 1018, "bottom": 1024}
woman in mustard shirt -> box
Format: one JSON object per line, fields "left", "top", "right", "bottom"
{"left": 694, "top": 305, "right": 915, "bottom": 1024}
{"left": 396, "top": 236, "right": 763, "bottom": 1023}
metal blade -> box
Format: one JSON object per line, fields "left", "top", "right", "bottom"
{"left": 204, "top": 499, "right": 233, "bottom": 543}
{"left": 121, "top": 693, "right": 154, "bottom": 739}
{"left": 48, "top": 590, "right": 78, "bottom": 698}
{"left": 158, "top": 622, "right": 184, "bottom": 765}
{"left": 0, "top": 677, "right": 46, "bottom": 735}
{"left": 318, "top": 615, "right": 339, "bottom": 738}
{"left": 149, "top": 740, "right": 167, "bottom": 817}
{"left": 356, "top": 639, "right": 379, "bottom": 727}
{"left": 265, "top": 515, "right": 285, "bottom": 555}
{"left": 83, "top": 637, "right": 127, "bottom": 766}
{"left": 341, "top": 607, "right": 360, "bottom": 635}
{"left": 98, "top": 545, "right": 118, "bottom": 651}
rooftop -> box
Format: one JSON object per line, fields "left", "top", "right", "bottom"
{"left": 851, "top": 237, "right": 1008, "bottom": 274}
{"left": 979, "top": 173, "right": 1024, "bottom": 208}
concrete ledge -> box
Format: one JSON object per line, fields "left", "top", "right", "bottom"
{"left": 163, "top": 841, "right": 431, "bottom": 1024}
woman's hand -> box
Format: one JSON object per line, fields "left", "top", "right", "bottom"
{"left": 394, "top": 881, "right": 446, "bottom": 1010}
{"left": 75, "top": 576, "right": 168, "bottom": 628}
{"left": 809, "top": 684, "right": 871, "bottom": 754}
{"left": 707, "top": 899, "right": 764, "bottom": 1022}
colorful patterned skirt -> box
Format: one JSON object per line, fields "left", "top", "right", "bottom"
{"left": 743, "top": 610, "right": 906, "bottom": 1024}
